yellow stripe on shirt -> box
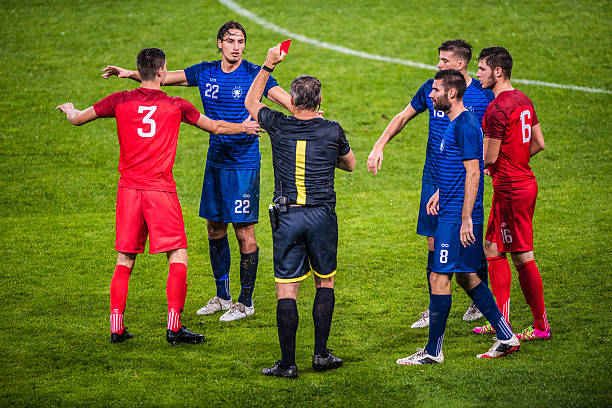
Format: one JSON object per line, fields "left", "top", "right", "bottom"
{"left": 295, "top": 140, "right": 306, "bottom": 205}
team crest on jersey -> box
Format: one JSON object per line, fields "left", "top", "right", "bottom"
{"left": 232, "top": 86, "right": 242, "bottom": 100}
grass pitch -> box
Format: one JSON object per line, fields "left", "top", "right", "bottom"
{"left": 1, "top": 0, "right": 610, "bottom": 406}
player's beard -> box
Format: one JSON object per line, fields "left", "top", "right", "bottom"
{"left": 482, "top": 74, "right": 497, "bottom": 90}
{"left": 433, "top": 94, "right": 451, "bottom": 112}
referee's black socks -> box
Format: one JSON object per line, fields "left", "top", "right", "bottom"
{"left": 277, "top": 298, "right": 298, "bottom": 369}
{"left": 313, "top": 287, "right": 335, "bottom": 357}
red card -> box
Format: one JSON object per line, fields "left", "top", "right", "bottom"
{"left": 280, "top": 39, "right": 291, "bottom": 54}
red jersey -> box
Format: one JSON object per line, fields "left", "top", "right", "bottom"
{"left": 482, "top": 89, "right": 539, "bottom": 190}
{"left": 93, "top": 88, "right": 200, "bottom": 192}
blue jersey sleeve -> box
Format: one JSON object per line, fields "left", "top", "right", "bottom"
{"left": 184, "top": 62, "right": 205, "bottom": 87}
{"left": 410, "top": 80, "right": 432, "bottom": 113}
{"left": 456, "top": 118, "right": 481, "bottom": 161}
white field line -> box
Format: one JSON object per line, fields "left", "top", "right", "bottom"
{"left": 219, "top": 0, "right": 612, "bottom": 95}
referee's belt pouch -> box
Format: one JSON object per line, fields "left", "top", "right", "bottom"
{"left": 268, "top": 204, "right": 279, "bottom": 231}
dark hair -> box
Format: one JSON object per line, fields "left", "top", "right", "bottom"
{"left": 136, "top": 48, "right": 166, "bottom": 81}
{"left": 438, "top": 39, "right": 472, "bottom": 63}
{"left": 478, "top": 46, "right": 513, "bottom": 79}
{"left": 217, "top": 20, "right": 247, "bottom": 51}
{"left": 290, "top": 75, "right": 321, "bottom": 111}
{"left": 434, "top": 69, "right": 466, "bottom": 99}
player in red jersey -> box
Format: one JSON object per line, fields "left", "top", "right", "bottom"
{"left": 56, "top": 48, "right": 260, "bottom": 345}
{"left": 474, "top": 47, "right": 550, "bottom": 340}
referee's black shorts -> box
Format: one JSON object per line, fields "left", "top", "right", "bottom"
{"left": 272, "top": 205, "right": 338, "bottom": 283}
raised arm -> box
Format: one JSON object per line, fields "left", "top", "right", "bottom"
{"left": 460, "top": 159, "right": 480, "bottom": 247}
{"left": 102, "top": 66, "right": 189, "bottom": 86}
{"left": 193, "top": 114, "right": 261, "bottom": 136}
{"left": 267, "top": 86, "right": 294, "bottom": 114}
{"left": 529, "top": 123, "right": 545, "bottom": 156}
{"left": 55, "top": 103, "right": 98, "bottom": 126}
{"left": 367, "top": 104, "right": 419, "bottom": 175}
{"left": 337, "top": 149, "right": 356, "bottom": 172}
{"left": 245, "top": 45, "right": 286, "bottom": 119}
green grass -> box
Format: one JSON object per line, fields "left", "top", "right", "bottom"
{"left": 1, "top": 0, "right": 611, "bottom": 406}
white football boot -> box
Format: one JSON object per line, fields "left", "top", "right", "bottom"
{"left": 219, "top": 302, "right": 254, "bottom": 321}
{"left": 410, "top": 309, "right": 430, "bottom": 328}
{"left": 396, "top": 348, "right": 444, "bottom": 365}
{"left": 463, "top": 302, "right": 484, "bottom": 321}
{"left": 196, "top": 296, "right": 233, "bottom": 315}
{"left": 477, "top": 334, "right": 520, "bottom": 358}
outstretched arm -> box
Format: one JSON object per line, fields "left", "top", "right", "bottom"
{"left": 55, "top": 103, "right": 98, "bottom": 125}
{"left": 367, "top": 104, "right": 419, "bottom": 175}
{"left": 193, "top": 114, "right": 261, "bottom": 136}
{"left": 102, "top": 66, "right": 189, "bottom": 86}
{"left": 245, "top": 44, "right": 286, "bottom": 119}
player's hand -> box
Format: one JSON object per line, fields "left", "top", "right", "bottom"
{"left": 367, "top": 146, "right": 384, "bottom": 175}
{"left": 316, "top": 110, "right": 325, "bottom": 118}
{"left": 102, "top": 65, "right": 131, "bottom": 79}
{"left": 265, "top": 44, "right": 285, "bottom": 68}
{"left": 484, "top": 168, "right": 491, "bottom": 177}
{"left": 460, "top": 217, "right": 475, "bottom": 247}
{"left": 426, "top": 190, "right": 440, "bottom": 216}
{"left": 241, "top": 115, "right": 263, "bottom": 136}
{"left": 55, "top": 102, "right": 74, "bottom": 115}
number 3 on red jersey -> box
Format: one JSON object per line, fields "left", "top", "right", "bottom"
{"left": 520, "top": 109, "right": 531, "bottom": 143}
{"left": 138, "top": 106, "right": 157, "bottom": 138}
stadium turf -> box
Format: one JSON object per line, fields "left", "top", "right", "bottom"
{"left": 1, "top": 0, "right": 610, "bottom": 406}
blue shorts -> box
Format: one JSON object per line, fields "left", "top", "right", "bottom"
{"left": 416, "top": 181, "right": 439, "bottom": 237}
{"left": 272, "top": 205, "right": 338, "bottom": 283}
{"left": 433, "top": 222, "right": 484, "bottom": 274}
{"left": 199, "top": 165, "right": 260, "bottom": 224}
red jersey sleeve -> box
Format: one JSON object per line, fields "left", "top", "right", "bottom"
{"left": 93, "top": 91, "right": 125, "bottom": 118}
{"left": 483, "top": 104, "right": 508, "bottom": 140}
{"left": 179, "top": 98, "right": 201, "bottom": 125}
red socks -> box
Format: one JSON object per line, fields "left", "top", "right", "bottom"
{"left": 517, "top": 260, "right": 549, "bottom": 331}
{"left": 487, "top": 256, "right": 512, "bottom": 324}
{"left": 110, "top": 264, "right": 132, "bottom": 334}
{"left": 166, "top": 263, "right": 188, "bottom": 331}
{"left": 110, "top": 262, "right": 189, "bottom": 333}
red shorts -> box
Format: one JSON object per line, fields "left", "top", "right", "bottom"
{"left": 115, "top": 186, "right": 187, "bottom": 254}
{"left": 485, "top": 181, "right": 537, "bottom": 252}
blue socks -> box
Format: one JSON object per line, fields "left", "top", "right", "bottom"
{"left": 237, "top": 248, "right": 258, "bottom": 307}
{"left": 467, "top": 282, "right": 513, "bottom": 340}
{"left": 424, "top": 294, "right": 452, "bottom": 357}
{"left": 209, "top": 236, "right": 231, "bottom": 301}
{"left": 476, "top": 255, "right": 489, "bottom": 286}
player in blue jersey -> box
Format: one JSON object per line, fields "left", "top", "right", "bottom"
{"left": 102, "top": 21, "right": 294, "bottom": 322}
{"left": 397, "top": 70, "right": 520, "bottom": 365}
{"left": 367, "top": 40, "right": 494, "bottom": 328}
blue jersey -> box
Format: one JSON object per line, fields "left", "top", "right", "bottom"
{"left": 437, "top": 110, "right": 484, "bottom": 224}
{"left": 184, "top": 59, "right": 279, "bottom": 169}
{"left": 410, "top": 78, "right": 493, "bottom": 184}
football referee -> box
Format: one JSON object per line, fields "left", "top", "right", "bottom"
{"left": 245, "top": 44, "right": 355, "bottom": 378}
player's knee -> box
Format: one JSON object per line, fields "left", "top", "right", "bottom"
{"left": 167, "top": 248, "right": 188, "bottom": 265}
{"left": 510, "top": 250, "right": 534, "bottom": 268}
{"left": 207, "top": 220, "right": 228, "bottom": 239}
{"left": 116, "top": 252, "right": 137, "bottom": 269}
{"left": 315, "top": 276, "right": 335, "bottom": 289}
